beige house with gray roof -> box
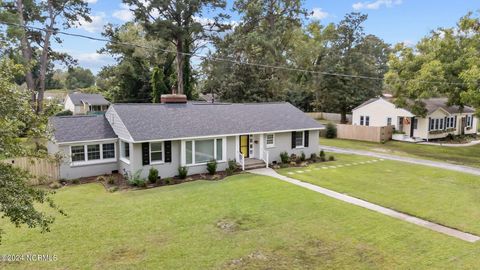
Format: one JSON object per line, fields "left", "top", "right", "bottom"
{"left": 352, "top": 97, "right": 477, "bottom": 141}
{"left": 64, "top": 93, "right": 110, "bottom": 115}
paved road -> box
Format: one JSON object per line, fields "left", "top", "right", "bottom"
{"left": 250, "top": 168, "right": 480, "bottom": 243}
{"left": 319, "top": 145, "right": 480, "bottom": 176}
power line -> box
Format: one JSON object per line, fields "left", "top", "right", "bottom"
{"left": 0, "top": 20, "right": 468, "bottom": 86}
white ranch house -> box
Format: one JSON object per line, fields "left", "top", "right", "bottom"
{"left": 352, "top": 97, "right": 477, "bottom": 141}
{"left": 48, "top": 99, "right": 324, "bottom": 180}
{"left": 64, "top": 93, "right": 110, "bottom": 115}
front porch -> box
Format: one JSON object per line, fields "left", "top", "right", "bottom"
{"left": 392, "top": 116, "right": 423, "bottom": 142}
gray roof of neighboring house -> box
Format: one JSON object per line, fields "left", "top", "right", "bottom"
{"left": 423, "top": 98, "right": 475, "bottom": 114}
{"left": 354, "top": 97, "right": 476, "bottom": 115}
{"left": 111, "top": 102, "right": 324, "bottom": 141}
{"left": 68, "top": 93, "right": 110, "bottom": 106}
{"left": 50, "top": 115, "right": 117, "bottom": 143}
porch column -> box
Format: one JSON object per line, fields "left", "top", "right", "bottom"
{"left": 259, "top": 134, "right": 264, "bottom": 160}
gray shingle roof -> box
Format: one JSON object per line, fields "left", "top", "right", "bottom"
{"left": 423, "top": 98, "right": 475, "bottom": 114}
{"left": 111, "top": 102, "right": 324, "bottom": 141}
{"left": 68, "top": 93, "right": 110, "bottom": 106}
{"left": 50, "top": 115, "right": 117, "bottom": 143}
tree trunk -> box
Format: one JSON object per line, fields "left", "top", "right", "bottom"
{"left": 38, "top": 27, "right": 52, "bottom": 113}
{"left": 340, "top": 110, "right": 348, "bottom": 124}
{"left": 15, "top": 0, "right": 36, "bottom": 107}
{"left": 175, "top": 38, "right": 184, "bottom": 95}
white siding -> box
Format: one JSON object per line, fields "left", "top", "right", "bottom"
{"left": 352, "top": 98, "right": 414, "bottom": 129}
{"left": 105, "top": 106, "right": 134, "bottom": 141}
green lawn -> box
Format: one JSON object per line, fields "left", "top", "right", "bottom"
{"left": 277, "top": 153, "right": 480, "bottom": 236}
{"left": 320, "top": 138, "right": 480, "bottom": 168}
{"left": 1, "top": 174, "right": 480, "bottom": 269}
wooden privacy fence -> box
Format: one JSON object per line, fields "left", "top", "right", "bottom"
{"left": 306, "top": 112, "right": 352, "bottom": 123}
{"left": 2, "top": 157, "right": 60, "bottom": 185}
{"left": 336, "top": 124, "right": 394, "bottom": 143}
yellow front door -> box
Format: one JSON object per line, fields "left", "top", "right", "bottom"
{"left": 240, "top": 135, "right": 249, "bottom": 158}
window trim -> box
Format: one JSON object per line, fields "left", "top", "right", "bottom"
{"left": 294, "top": 131, "right": 305, "bottom": 149}
{"left": 149, "top": 141, "right": 165, "bottom": 165}
{"left": 70, "top": 142, "right": 117, "bottom": 167}
{"left": 266, "top": 134, "right": 275, "bottom": 148}
{"left": 182, "top": 137, "right": 226, "bottom": 166}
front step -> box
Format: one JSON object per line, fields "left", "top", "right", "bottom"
{"left": 242, "top": 158, "right": 267, "bottom": 170}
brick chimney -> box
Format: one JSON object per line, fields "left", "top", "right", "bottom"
{"left": 160, "top": 94, "right": 187, "bottom": 104}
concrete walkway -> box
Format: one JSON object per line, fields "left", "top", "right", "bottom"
{"left": 419, "top": 140, "right": 480, "bottom": 147}
{"left": 320, "top": 145, "right": 480, "bottom": 176}
{"left": 250, "top": 168, "right": 480, "bottom": 243}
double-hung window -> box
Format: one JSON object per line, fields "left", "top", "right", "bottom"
{"left": 266, "top": 134, "right": 275, "bottom": 148}
{"left": 102, "top": 143, "right": 115, "bottom": 159}
{"left": 387, "top": 117, "right": 392, "bottom": 126}
{"left": 150, "top": 142, "right": 163, "bottom": 163}
{"left": 184, "top": 138, "right": 225, "bottom": 165}
{"left": 70, "top": 142, "right": 116, "bottom": 164}
{"left": 71, "top": 146, "right": 85, "bottom": 162}
{"left": 87, "top": 145, "right": 101, "bottom": 160}
{"left": 365, "top": 116, "right": 370, "bottom": 126}
{"left": 466, "top": 115, "right": 473, "bottom": 127}
{"left": 295, "top": 131, "right": 304, "bottom": 148}
{"left": 121, "top": 141, "right": 130, "bottom": 161}
{"left": 360, "top": 116, "right": 364, "bottom": 125}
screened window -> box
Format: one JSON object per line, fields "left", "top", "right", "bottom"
{"left": 430, "top": 119, "right": 435, "bottom": 130}
{"left": 295, "top": 131, "right": 304, "bottom": 148}
{"left": 266, "top": 134, "right": 275, "bottom": 148}
{"left": 435, "top": 119, "right": 439, "bottom": 130}
{"left": 184, "top": 138, "right": 224, "bottom": 165}
{"left": 216, "top": 139, "right": 223, "bottom": 161}
{"left": 413, "top": 118, "right": 418, "bottom": 130}
{"left": 439, "top": 119, "right": 444, "bottom": 130}
{"left": 150, "top": 142, "right": 163, "bottom": 162}
{"left": 87, "top": 145, "right": 101, "bottom": 160}
{"left": 71, "top": 146, "right": 85, "bottom": 162}
{"left": 102, "top": 143, "right": 115, "bottom": 159}
{"left": 186, "top": 141, "right": 193, "bottom": 165}
{"left": 195, "top": 139, "right": 215, "bottom": 163}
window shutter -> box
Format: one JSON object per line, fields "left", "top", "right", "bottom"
{"left": 291, "top": 131, "right": 296, "bottom": 149}
{"left": 428, "top": 118, "right": 431, "bottom": 131}
{"left": 165, "top": 141, "right": 172, "bottom": 163}
{"left": 142, "top": 143, "right": 150, "bottom": 165}
{"left": 304, "top": 131, "right": 309, "bottom": 147}
{"left": 454, "top": 115, "right": 457, "bottom": 128}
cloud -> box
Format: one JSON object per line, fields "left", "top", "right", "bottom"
{"left": 78, "top": 12, "right": 106, "bottom": 33}
{"left": 352, "top": 0, "right": 402, "bottom": 10}
{"left": 310, "top": 8, "right": 329, "bottom": 20}
{"left": 85, "top": 0, "right": 98, "bottom": 3}
{"left": 73, "top": 52, "right": 115, "bottom": 74}
{"left": 113, "top": 4, "right": 134, "bottom": 22}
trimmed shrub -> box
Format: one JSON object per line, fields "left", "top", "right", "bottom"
{"left": 310, "top": 153, "right": 317, "bottom": 161}
{"left": 49, "top": 181, "right": 62, "bottom": 189}
{"left": 300, "top": 151, "right": 306, "bottom": 161}
{"left": 55, "top": 110, "right": 73, "bottom": 116}
{"left": 127, "top": 170, "right": 143, "bottom": 186}
{"left": 137, "top": 179, "right": 147, "bottom": 188}
{"left": 107, "top": 175, "right": 116, "bottom": 185}
{"left": 207, "top": 160, "right": 217, "bottom": 175}
{"left": 328, "top": 155, "right": 335, "bottom": 161}
{"left": 226, "top": 160, "right": 238, "bottom": 176}
{"left": 325, "top": 123, "right": 337, "bottom": 138}
{"left": 280, "top": 151, "right": 289, "bottom": 164}
{"left": 319, "top": 150, "right": 326, "bottom": 162}
{"left": 178, "top": 166, "right": 188, "bottom": 179}
{"left": 148, "top": 167, "right": 159, "bottom": 183}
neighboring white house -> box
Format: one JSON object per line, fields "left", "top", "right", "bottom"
{"left": 64, "top": 93, "right": 110, "bottom": 115}
{"left": 352, "top": 97, "right": 477, "bottom": 141}
{"left": 48, "top": 97, "right": 324, "bottom": 180}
